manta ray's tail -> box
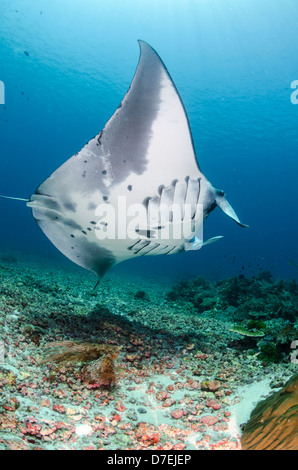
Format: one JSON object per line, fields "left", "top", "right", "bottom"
{"left": 0, "top": 195, "right": 29, "bottom": 202}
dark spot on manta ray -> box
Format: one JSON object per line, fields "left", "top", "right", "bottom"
{"left": 127, "top": 185, "right": 132, "bottom": 191}
{"left": 88, "top": 202, "right": 97, "bottom": 211}
{"left": 70, "top": 234, "right": 75, "bottom": 238}
{"left": 87, "top": 227, "right": 92, "bottom": 231}
{"left": 136, "top": 229, "right": 156, "bottom": 238}
{"left": 103, "top": 196, "right": 108, "bottom": 202}
{"left": 84, "top": 160, "right": 88, "bottom": 163}
{"left": 82, "top": 171, "right": 86, "bottom": 178}
{"left": 82, "top": 230, "right": 87, "bottom": 235}
{"left": 102, "top": 170, "right": 107, "bottom": 175}
{"left": 63, "top": 201, "right": 77, "bottom": 212}
{"left": 97, "top": 131, "right": 103, "bottom": 145}
{"left": 89, "top": 221, "right": 97, "bottom": 225}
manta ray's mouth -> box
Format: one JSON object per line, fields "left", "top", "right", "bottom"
{"left": 28, "top": 194, "right": 84, "bottom": 234}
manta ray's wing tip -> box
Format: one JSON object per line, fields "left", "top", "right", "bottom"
{"left": 137, "top": 39, "right": 157, "bottom": 53}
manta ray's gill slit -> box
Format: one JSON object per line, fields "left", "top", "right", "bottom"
{"left": 194, "top": 177, "right": 201, "bottom": 202}
{"left": 142, "top": 196, "right": 151, "bottom": 208}
{"left": 158, "top": 185, "right": 165, "bottom": 196}
{"left": 180, "top": 176, "right": 190, "bottom": 221}
{"left": 164, "top": 246, "right": 178, "bottom": 255}
{"left": 145, "top": 243, "right": 165, "bottom": 255}
{"left": 134, "top": 241, "right": 151, "bottom": 254}
{"left": 127, "top": 240, "right": 141, "bottom": 251}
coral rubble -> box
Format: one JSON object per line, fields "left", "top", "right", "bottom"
{"left": 0, "top": 253, "right": 296, "bottom": 450}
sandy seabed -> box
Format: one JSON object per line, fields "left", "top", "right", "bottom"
{"left": 0, "top": 251, "right": 296, "bottom": 450}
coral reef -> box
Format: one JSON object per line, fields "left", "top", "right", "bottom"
{"left": 167, "top": 272, "right": 298, "bottom": 322}
{"left": 167, "top": 272, "right": 298, "bottom": 363}
{"left": 241, "top": 373, "right": 298, "bottom": 450}
{"left": 166, "top": 277, "right": 215, "bottom": 312}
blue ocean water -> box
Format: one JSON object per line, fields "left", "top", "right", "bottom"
{"left": 0, "top": 0, "right": 297, "bottom": 282}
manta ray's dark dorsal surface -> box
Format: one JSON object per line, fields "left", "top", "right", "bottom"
{"left": 27, "top": 41, "right": 247, "bottom": 278}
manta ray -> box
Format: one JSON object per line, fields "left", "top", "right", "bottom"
{"left": 1, "top": 41, "right": 247, "bottom": 279}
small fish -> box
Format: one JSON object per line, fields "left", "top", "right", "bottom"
{"left": 288, "top": 258, "right": 298, "bottom": 269}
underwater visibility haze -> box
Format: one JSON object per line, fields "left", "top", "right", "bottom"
{"left": 0, "top": 0, "right": 297, "bottom": 452}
